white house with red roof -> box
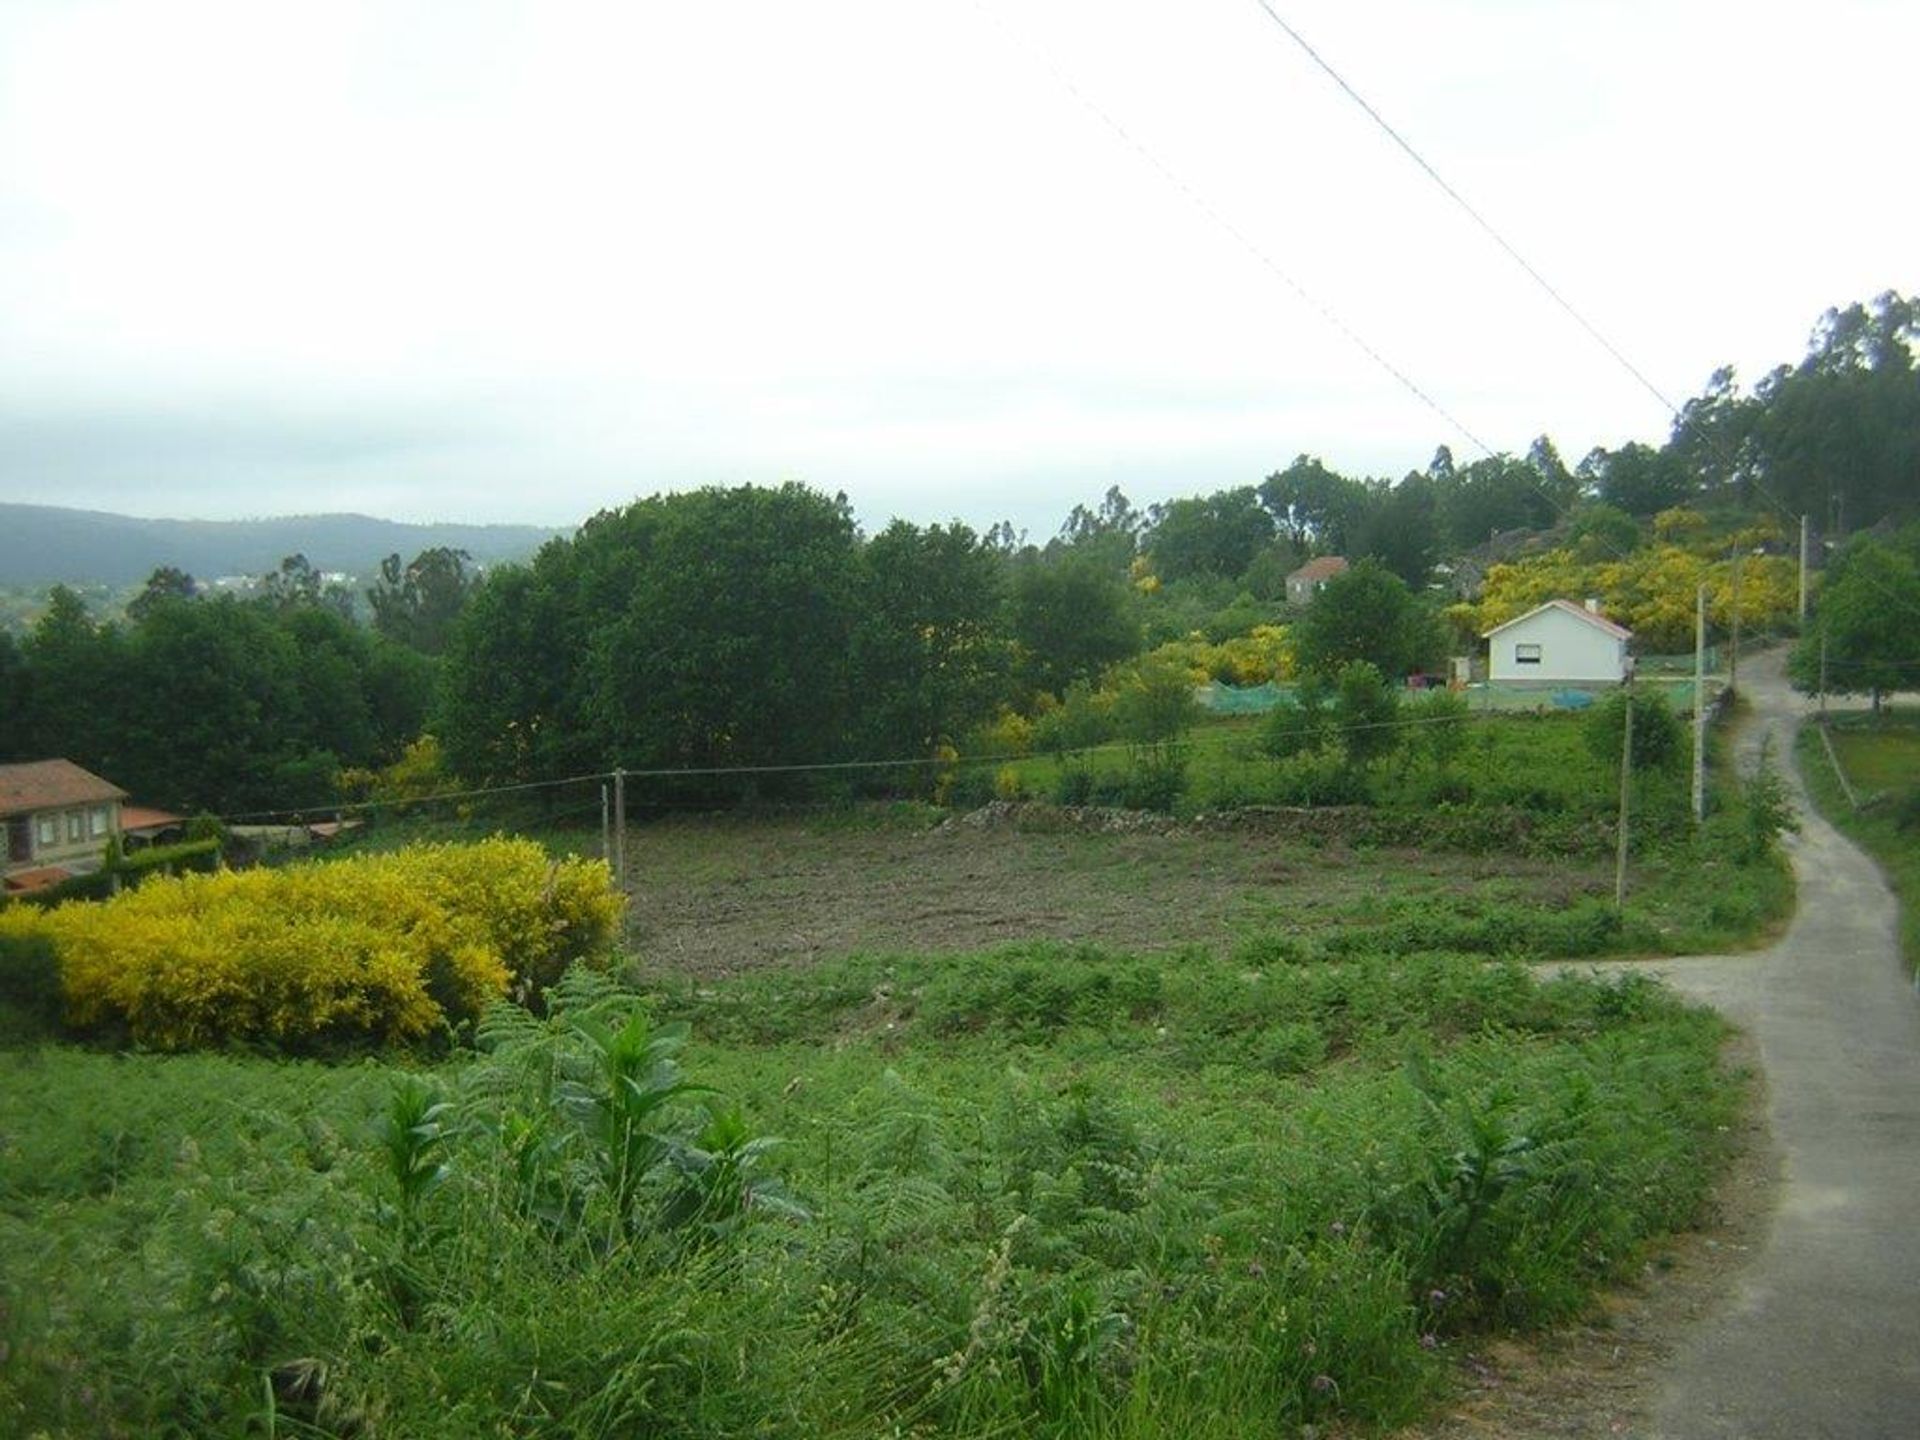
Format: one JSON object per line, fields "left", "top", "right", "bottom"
{"left": 1482, "top": 599, "right": 1632, "bottom": 685}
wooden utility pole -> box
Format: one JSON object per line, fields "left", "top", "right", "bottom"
{"left": 1798, "top": 513, "right": 1810, "bottom": 626}
{"left": 1729, "top": 549, "right": 1743, "bottom": 695}
{"left": 1692, "top": 583, "right": 1707, "bottom": 823}
{"left": 600, "top": 782, "right": 611, "bottom": 863}
{"left": 1819, "top": 629, "right": 1830, "bottom": 723}
{"left": 613, "top": 767, "right": 627, "bottom": 893}
{"left": 1616, "top": 666, "right": 1634, "bottom": 910}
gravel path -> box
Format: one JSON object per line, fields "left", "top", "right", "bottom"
{"left": 1615, "top": 650, "right": 1920, "bottom": 1438}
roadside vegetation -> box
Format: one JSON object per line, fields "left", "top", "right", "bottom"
{"left": 1797, "top": 708, "right": 1920, "bottom": 971}
{"left": 1, "top": 941, "right": 1740, "bottom": 1437}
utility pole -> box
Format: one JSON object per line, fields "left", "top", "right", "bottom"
{"left": 1729, "top": 548, "right": 1743, "bottom": 695}
{"left": 1692, "top": 583, "right": 1707, "bottom": 823}
{"left": 1616, "top": 664, "right": 1634, "bottom": 910}
{"left": 1798, "top": 513, "right": 1810, "bottom": 627}
{"left": 1819, "top": 629, "right": 1829, "bottom": 723}
{"left": 600, "top": 782, "right": 611, "bottom": 864}
{"left": 613, "top": 767, "right": 627, "bottom": 893}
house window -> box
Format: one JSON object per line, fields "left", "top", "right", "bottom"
{"left": 1514, "top": 643, "right": 1542, "bottom": 665}
{"left": 90, "top": 805, "right": 109, "bottom": 837}
{"left": 36, "top": 815, "right": 56, "bottom": 848}
{"left": 67, "top": 810, "right": 85, "bottom": 842}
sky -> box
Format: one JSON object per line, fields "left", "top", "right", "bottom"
{"left": 1, "top": 0, "right": 1915, "bottom": 540}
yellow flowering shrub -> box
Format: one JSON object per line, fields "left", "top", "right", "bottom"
{"left": 1450, "top": 543, "right": 1799, "bottom": 653}
{"left": 0, "top": 838, "right": 622, "bottom": 1051}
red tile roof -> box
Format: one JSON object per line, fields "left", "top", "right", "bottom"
{"left": 3, "top": 865, "right": 75, "bottom": 893}
{"left": 1288, "top": 555, "right": 1349, "bottom": 583}
{"left": 0, "top": 760, "right": 127, "bottom": 818}
{"left": 120, "top": 806, "right": 186, "bottom": 834}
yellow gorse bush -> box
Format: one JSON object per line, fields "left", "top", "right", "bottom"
{"left": 0, "top": 838, "right": 623, "bottom": 1051}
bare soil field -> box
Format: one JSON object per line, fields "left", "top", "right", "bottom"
{"left": 617, "top": 810, "right": 1618, "bottom": 977}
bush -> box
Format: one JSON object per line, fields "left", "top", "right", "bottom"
{"left": 1583, "top": 688, "right": 1684, "bottom": 771}
{"left": 0, "top": 838, "right": 624, "bottom": 1051}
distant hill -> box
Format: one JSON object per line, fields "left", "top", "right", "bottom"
{"left": 0, "top": 505, "right": 566, "bottom": 586}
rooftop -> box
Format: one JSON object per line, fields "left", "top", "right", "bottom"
{"left": 0, "top": 759, "right": 128, "bottom": 817}
{"left": 1482, "top": 598, "right": 1633, "bottom": 642}
{"left": 1287, "top": 555, "right": 1349, "bottom": 583}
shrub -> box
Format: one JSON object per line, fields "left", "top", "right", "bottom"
{"left": 0, "top": 838, "right": 623, "bottom": 1051}
{"left": 1583, "top": 688, "right": 1684, "bottom": 771}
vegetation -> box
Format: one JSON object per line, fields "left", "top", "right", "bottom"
{"left": 1789, "top": 528, "right": 1920, "bottom": 711}
{"left": 0, "top": 945, "right": 1741, "bottom": 1437}
{"left": 0, "top": 839, "right": 621, "bottom": 1050}
{"left": 1798, "top": 710, "right": 1920, "bottom": 971}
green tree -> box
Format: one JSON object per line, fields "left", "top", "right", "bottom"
{"left": 1258, "top": 456, "right": 1368, "bottom": 552}
{"left": 1566, "top": 503, "right": 1640, "bottom": 562}
{"left": 1289, "top": 560, "right": 1441, "bottom": 681}
{"left": 1011, "top": 558, "right": 1140, "bottom": 698}
{"left": 126, "top": 566, "right": 198, "bottom": 623}
{"left": 1583, "top": 688, "right": 1683, "bottom": 773}
{"left": 1582, "top": 442, "right": 1692, "bottom": 517}
{"left": 19, "top": 587, "right": 125, "bottom": 769}
{"left": 1146, "top": 488, "right": 1273, "bottom": 582}
{"left": 1347, "top": 474, "right": 1438, "bottom": 588}
{"left": 1790, "top": 536, "right": 1920, "bottom": 711}
{"left": 854, "top": 520, "right": 1011, "bottom": 757}
{"left": 1332, "top": 661, "right": 1401, "bottom": 769}
{"left": 1415, "top": 689, "right": 1470, "bottom": 773}
{"left": 367, "top": 547, "right": 475, "bottom": 655}
{"left": 1260, "top": 674, "right": 1332, "bottom": 759}
{"left": 0, "top": 630, "right": 27, "bottom": 761}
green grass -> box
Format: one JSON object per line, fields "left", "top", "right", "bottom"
{"left": 1797, "top": 709, "right": 1920, "bottom": 971}
{"left": 0, "top": 947, "right": 1742, "bottom": 1438}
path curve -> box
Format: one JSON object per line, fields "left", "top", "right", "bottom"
{"left": 1618, "top": 649, "right": 1920, "bottom": 1437}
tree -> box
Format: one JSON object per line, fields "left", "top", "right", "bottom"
{"left": 1582, "top": 442, "right": 1692, "bottom": 517}
{"left": 1260, "top": 675, "right": 1332, "bottom": 759}
{"left": 126, "top": 566, "right": 198, "bottom": 623}
{"left": 1145, "top": 488, "right": 1273, "bottom": 582}
{"left": 1583, "top": 689, "right": 1683, "bottom": 773}
{"left": 0, "top": 630, "right": 27, "bottom": 761}
{"left": 1789, "top": 536, "right": 1920, "bottom": 711}
{"left": 1566, "top": 503, "right": 1640, "bottom": 562}
{"left": 1289, "top": 560, "right": 1441, "bottom": 681}
{"left": 1332, "top": 661, "right": 1401, "bottom": 769}
{"left": 260, "top": 553, "right": 354, "bottom": 619}
{"left": 19, "top": 587, "right": 125, "bottom": 769}
{"left": 1434, "top": 454, "right": 1559, "bottom": 550}
{"left": 1347, "top": 474, "right": 1438, "bottom": 588}
{"left": 1011, "top": 557, "right": 1140, "bottom": 698}
{"left": 367, "top": 547, "right": 475, "bottom": 655}
{"left": 854, "top": 520, "right": 1011, "bottom": 757}
{"left": 1258, "top": 456, "right": 1368, "bottom": 552}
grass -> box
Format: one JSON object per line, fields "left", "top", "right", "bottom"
{"left": 1796, "top": 707, "right": 1920, "bottom": 970}
{"left": 0, "top": 948, "right": 1742, "bottom": 1438}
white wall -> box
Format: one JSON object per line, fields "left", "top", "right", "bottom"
{"left": 1488, "top": 610, "right": 1626, "bottom": 684}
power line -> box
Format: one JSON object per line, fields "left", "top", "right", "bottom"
{"left": 1244, "top": 3, "right": 1920, "bottom": 623}
{"left": 967, "top": 0, "right": 1496, "bottom": 458}
{"left": 1245, "top": 0, "right": 1681, "bottom": 418}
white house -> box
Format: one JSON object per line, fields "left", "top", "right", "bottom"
{"left": 1482, "top": 599, "right": 1631, "bottom": 685}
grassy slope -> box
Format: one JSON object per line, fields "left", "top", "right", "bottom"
{"left": 1796, "top": 709, "right": 1920, "bottom": 970}
{"left": 0, "top": 951, "right": 1738, "bottom": 1439}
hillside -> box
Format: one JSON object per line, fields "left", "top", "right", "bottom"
{"left": 0, "top": 504, "right": 564, "bottom": 585}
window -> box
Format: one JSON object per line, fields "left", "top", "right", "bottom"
{"left": 36, "top": 815, "right": 56, "bottom": 847}
{"left": 67, "top": 810, "right": 85, "bottom": 842}
{"left": 1514, "top": 643, "right": 1542, "bottom": 665}
{"left": 90, "top": 805, "right": 109, "bottom": 837}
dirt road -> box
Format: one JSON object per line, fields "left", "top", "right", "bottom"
{"left": 1623, "top": 650, "right": 1920, "bottom": 1437}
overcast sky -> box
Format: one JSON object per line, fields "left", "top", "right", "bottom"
{"left": 2, "top": 0, "right": 1914, "bottom": 539}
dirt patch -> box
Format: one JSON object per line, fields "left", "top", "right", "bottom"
{"left": 617, "top": 812, "right": 1616, "bottom": 979}
{"left": 1393, "top": 1032, "right": 1776, "bottom": 1439}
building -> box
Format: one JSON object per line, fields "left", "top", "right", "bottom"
{"left": 2, "top": 759, "right": 126, "bottom": 892}
{"left": 1285, "top": 555, "right": 1349, "bottom": 607}
{"left": 1482, "top": 599, "right": 1632, "bottom": 685}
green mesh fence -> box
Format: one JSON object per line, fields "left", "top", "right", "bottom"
{"left": 1196, "top": 681, "right": 1291, "bottom": 714}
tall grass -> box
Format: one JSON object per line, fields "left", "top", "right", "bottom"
{"left": 2, "top": 949, "right": 1738, "bottom": 1437}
